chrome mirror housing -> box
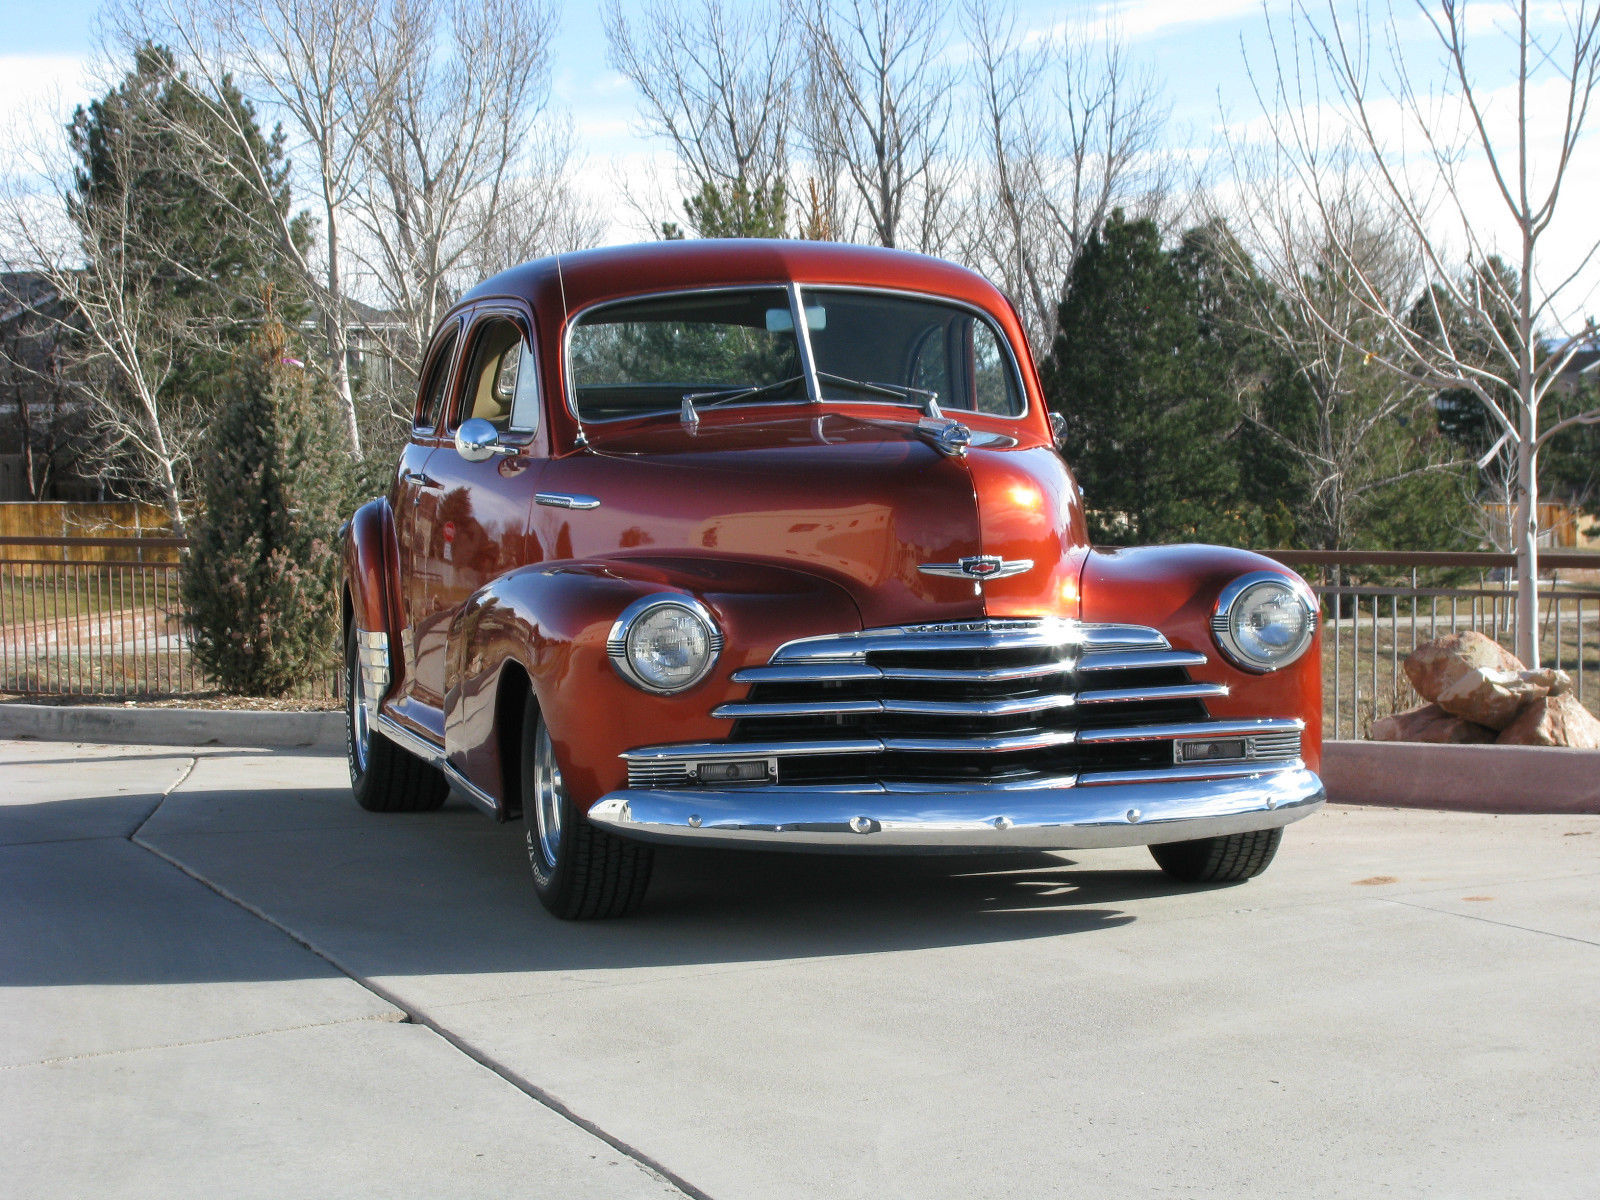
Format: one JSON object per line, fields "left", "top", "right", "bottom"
{"left": 456, "top": 417, "right": 511, "bottom": 462}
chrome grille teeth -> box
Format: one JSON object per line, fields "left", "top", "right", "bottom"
{"left": 624, "top": 620, "right": 1306, "bottom": 790}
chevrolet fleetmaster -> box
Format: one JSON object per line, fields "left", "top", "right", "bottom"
{"left": 341, "top": 240, "right": 1324, "bottom": 918}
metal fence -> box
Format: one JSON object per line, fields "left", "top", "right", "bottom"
{"left": 0, "top": 535, "right": 338, "bottom": 700}
{"left": 1267, "top": 550, "right": 1600, "bottom": 740}
{"left": 4, "top": 534, "right": 1596, "bottom": 724}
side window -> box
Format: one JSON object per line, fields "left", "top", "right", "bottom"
{"left": 457, "top": 317, "right": 526, "bottom": 433}
{"left": 416, "top": 325, "right": 460, "bottom": 433}
{"left": 508, "top": 342, "right": 540, "bottom": 433}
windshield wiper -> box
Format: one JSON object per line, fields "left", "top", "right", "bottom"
{"left": 681, "top": 373, "right": 807, "bottom": 426}
{"left": 814, "top": 371, "right": 942, "bottom": 415}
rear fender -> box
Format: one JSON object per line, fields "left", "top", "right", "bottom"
{"left": 342, "top": 498, "right": 403, "bottom": 685}
{"left": 443, "top": 556, "right": 863, "bottom": 813}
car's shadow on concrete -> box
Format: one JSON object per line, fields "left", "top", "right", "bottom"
{"left": 3, "top": 778, "right": 1241, "bottom": 987}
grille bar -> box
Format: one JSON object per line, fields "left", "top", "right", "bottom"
{"left": 1078, "top": 718, "right": 1303, "bottom": 744}
{"left": 1076, "top": 682, "right": 1229, "bottom": 705}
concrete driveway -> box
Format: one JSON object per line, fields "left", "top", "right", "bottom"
{"left": 2, "top": 737, "right": 1596, "bottom": 1199}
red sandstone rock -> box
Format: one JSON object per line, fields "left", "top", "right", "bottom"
{"left": 1370, "top": 703, "right": 1497, "bottom": 744}
{"left": 1435, "top": 666, "right": 1553, "bottom": 729}
{"left": 1496, "top": 692, "right": 1600, "bottom": 749}
{"left": 1403, "top": 632, "right": 1523, "bottom": 703}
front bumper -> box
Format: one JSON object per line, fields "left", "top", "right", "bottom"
{"left": 586, "top": 764, "right": 1325, "bottom": 852}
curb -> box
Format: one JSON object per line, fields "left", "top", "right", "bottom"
{"left": 0, "top": 702, "right": 346, "bottom": 750}
{"left": 1322, "top": 739, "right": 1600, "bottom": 815}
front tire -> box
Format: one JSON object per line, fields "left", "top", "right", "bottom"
{"left": 523, "top": 704, "right": 652, "bottom": 919}
{"left": 1150, "top": 827, "right": 1283, "bottom": 883}
{"left": 346, "top": 625, "right": 448, "bottom": 813}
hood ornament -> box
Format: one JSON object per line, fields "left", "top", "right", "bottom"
{"left": 917, "top": 414, "right": 971, "bottom": 458}
{"left": 919, "top": 555, "right": 1033, "bottom": 582}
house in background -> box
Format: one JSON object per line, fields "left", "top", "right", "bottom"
{"left": 0, "top": 272, "right": 99, "bottom": 503}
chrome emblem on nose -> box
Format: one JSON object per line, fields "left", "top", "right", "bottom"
{"left": 918, "top": 555, "right": 1034, "bottom": 581}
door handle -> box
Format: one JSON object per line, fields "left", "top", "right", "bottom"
{"left": 402, "top": 470, "right": 441, "bottom": 488}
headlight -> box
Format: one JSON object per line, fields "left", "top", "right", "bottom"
{"left": 607, "top": 596, "right": 722, "bottom": 693}
{"left": 1211, "top": 571, "right": 1317, "bottom": 672}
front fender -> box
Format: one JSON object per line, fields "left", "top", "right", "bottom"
{"left": 1079, "top": 545, "right": 1323, "bottom": 771}
{"left": 443, "top": 555, "right": 864, "bottom": 812}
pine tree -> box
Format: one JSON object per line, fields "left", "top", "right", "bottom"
{"left": 183, "top": 315, "right": 350, "bottom": 696}
{"left": 1041, "top": 211, "right": 1269, "bottom": 545}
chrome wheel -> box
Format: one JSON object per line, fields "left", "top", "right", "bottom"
{"left": 533, "top": 722, "right": 564, "bottom": 866}
{"left": 348, "top": 635, "right": 371, "bottom": 774}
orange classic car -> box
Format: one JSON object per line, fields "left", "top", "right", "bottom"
{"left": 341, "top": 240, "right": 1324, "bottom": 918}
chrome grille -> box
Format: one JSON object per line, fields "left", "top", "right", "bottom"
{"left": 623, "top": 619, "right": 1304, "bottom": 790}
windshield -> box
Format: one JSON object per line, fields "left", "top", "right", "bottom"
{"left": 567, "top": 285, "right": 1024, "bottom": 423}
{"left": 568, "top": 288, "right": 803, "bottom": 421}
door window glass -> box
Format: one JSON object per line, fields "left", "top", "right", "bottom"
{"left": 458, "top": 317, "right": 526, "bottom": 432}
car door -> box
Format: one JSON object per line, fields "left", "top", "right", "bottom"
{"left": 409, "top": 306, "right": 548, "bottom": 707}
{"left": 393, "top": 319, "right": 461, "bottom": 709}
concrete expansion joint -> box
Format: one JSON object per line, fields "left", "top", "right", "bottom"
{"left": 1379, "top": 896, "right": 1600, "bottom": 949}
{"left": 119, "top": 759, "right": 715, "bottom": 1200}
{"left": 3, "top": 1012, "right": 407, "bottom": 1073}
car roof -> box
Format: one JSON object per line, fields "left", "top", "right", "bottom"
{"left": 458, "top": 239, "right": 1016, "bottom": 322}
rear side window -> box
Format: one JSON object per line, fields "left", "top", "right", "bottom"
{"left": 416, "top": 324, "right": 460, "bottom": 432}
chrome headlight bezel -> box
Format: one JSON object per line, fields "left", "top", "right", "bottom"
{"left": 606, "top": 595, "right": 724, "bottom": 694}
{"left": 1211, "top": 571, "right": 1318, "bottom": 673}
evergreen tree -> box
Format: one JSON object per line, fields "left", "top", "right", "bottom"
{"left": 1041, "top": 211, "right": 1278, "bottom": 545}
{"left": 184, "top": 316, "right": 351, "bottom": 696}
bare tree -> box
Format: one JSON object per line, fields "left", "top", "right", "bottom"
{"left": 961, "top": 1, "right": 1170, "bottom": 351}
{"left": 3, "top": 117, "right": 193, "bottom": 528}
{"left": 116, "top": 0, "right": 405, "bottom": 459}
{"left": 799, "top": 0, "right": 956, "bottom": 251}
{"left": 606, "top": 0, "right": 797, "bottom": 236}
{"left": 1214, "top": 194, "right": 1467, "bottom": 549}
{"left": 350, "top": 0, "right": 560, "bottom": 398}
{"left": 1240, "top": 0, "right": 1600, "bottom": 665}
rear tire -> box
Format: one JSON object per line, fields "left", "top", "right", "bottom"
{"left": 346, "top": 625, "right": 448, "bottom": 813}
{"left": 1150, "top": 827, "right": 1283, "bottom": 883}
{"left": 523, "top": 703, "right": 652, "bottom": 919}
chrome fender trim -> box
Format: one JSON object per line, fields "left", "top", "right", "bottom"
{"left": 587, "top": 767, "right": 1325, "bottom": 852}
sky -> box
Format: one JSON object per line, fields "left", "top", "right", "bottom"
{"left": 2, "top": 0, "right": 1597, "bottom": 331}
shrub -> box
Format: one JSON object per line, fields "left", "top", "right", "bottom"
{"left": 183, "top": 320, "right": 353, "bottom": 695}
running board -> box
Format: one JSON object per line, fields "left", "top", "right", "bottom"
{"left": 375, "top": 714, "right": 503, "bottom": 821}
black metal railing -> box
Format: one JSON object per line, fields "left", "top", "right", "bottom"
{"left": 1265, "top": 550, "right": 1599, "bottom": 739}
{"left": 0, "top": 535, "right": 339, "bottom": 701}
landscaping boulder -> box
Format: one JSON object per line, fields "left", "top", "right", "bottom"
{"left": 1434, "top": 666, "right": 1560, "bottom": 730}
{"left": 1370, "top": 703, "right": 1496, "bottom": 744}
{"left": 1497, "top": 692, "right": 1600, "bottom": 749}
{"left": 1403, "top": 631, "right": 1523, "bottom": 703}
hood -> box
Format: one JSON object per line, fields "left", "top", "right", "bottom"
{"left": 539, "top": 411, "right": 1089, "bottom": 628}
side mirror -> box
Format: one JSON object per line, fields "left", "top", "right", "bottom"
{"left": 456, "top": 417, "right": 512, "bottom": 462}
{"left": 1049, "top": 411, "right": 1067, "bottom": 449}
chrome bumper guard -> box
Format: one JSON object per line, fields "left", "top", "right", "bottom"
{"left": 587, "top": 764, "right": 1325, "bottom": 852}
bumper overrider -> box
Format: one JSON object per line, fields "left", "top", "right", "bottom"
{"left": 590, "top": 617, "right": 1325, "bottom": 851}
